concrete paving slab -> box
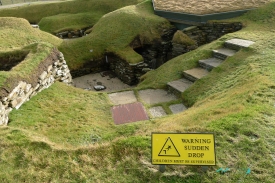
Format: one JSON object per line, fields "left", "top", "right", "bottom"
{"left": 199, "top": 57, "right": 223, "bottom": 70}
{"left": 225, "top": 38, "right": 255, "bottom": 48}
{"left": 167, "top": 78, "right": 193, "bottom": 93}
{"left": 149, "top": 106, "right": 167, "bottom": 118}
{"left": 138, "top": 89, "right": 177, "bottom": 105}
{"left": 108, "top": 91, "right": 137, "bottom": 105}
{"left": 213, "top": 48, "right": 237, "bottom": 57}
{"left": 169, "top": 104, "right": 187, "bottom": 114}
{"left": 183, "top": 67, "right": 209, "bottom": 82}
{"left": 112, "top": 102, "right": 149, "bottom": 125}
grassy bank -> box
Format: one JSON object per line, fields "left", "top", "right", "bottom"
{"left": 0, "top": 1, "right": 275, "bottom": 182}
{"left": 0, "top": 0, "right": 172, "bottom": 68}
{"left": 0, "top": 0, "right": 144, "bottom": 32}
{"left": 0, "top": 17, "right": 61, "bottom": 50}
{"left": 59, "top": 0, "right": 172, "bottom": 69}
{"left": 0, "top": 17, "right": 62, "bottom": 89}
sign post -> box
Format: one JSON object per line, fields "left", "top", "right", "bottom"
{"left": 152, "top": 133, "right": 216, "bottom": 167}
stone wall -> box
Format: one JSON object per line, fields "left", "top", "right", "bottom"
{"left": 171, "top": 43, "right": 198, "bottom": 58}
{"left": 70, "top": 22, "right": 242, "bottom": 86}
{"left": 185, "top": 22, "right": 242, "bottom": 45}
{"left": 133, "top": 22, "right": 242, "bottom": 69}
{"left": 136, "top": 28, "right": 177, "bottom": 69}
{"left": 171, "top": 22, "right": 242, "bottom": 57}
{"left": 0, "top": 51, "right": 72, "bottom": 125}
{"left": 105, "top": 22, "right": 242, "bottom": 85}
{"left": 56, "top": 27, "right": 91, "bottom": 39}
{"left": 108, "top": 54, "right": 150, "bottom": 85}
{"left": 70, "top": 57, "right": 107, "bottom": 78}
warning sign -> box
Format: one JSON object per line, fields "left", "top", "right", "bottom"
{"left": 152, "top": 133, "right": 216, "bottom": 165}
{"left": 158, "top": 137, "right": 180, "bottom": 157}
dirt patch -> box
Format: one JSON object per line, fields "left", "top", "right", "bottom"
{"left": 153, "top": 0, "right": 269, "bottom": 14}
{"left": 0, "top": 50, "right": 29, "bottom": 71}
{"left": 73, "top": 71, "right": 135, "bottom": 93}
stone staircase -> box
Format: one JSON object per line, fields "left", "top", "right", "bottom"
{"left": 109, "top": 38, "right": 255, "bottom": 124}
{"left": 168, "top": 38, "right": 255, "bottom": 96}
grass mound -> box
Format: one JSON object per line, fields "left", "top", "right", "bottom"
{"left": 0, "top": 17, "right": 61, "bottom": 50}
{"left": 0, "top": 17, "right": 62, "bottom": 92}
{"left": 0, "top": 43, "right": 55, "bottom": 96}
{"left": 38, "top": 12, "right": 101, "bottom": 34}
{"left": 0, "top": 1, "right": 172, "bottom": 68}
{"left": 172, "top": 30, "right": 196, "bottom": 45}
{"left": 0, "top": 0, "right": 144, "bottom": 33}
{"left": 1, "top": 1, "right": 275, "bottom": 183}
{"left": 59, "top": 0, "right": 172, "bottom": 70}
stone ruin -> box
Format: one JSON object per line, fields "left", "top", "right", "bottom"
{"left": 0, "top": 49, "right": 73, "bottom": 125}
{"left": 101, "top": 22, "right": 243, "bottom": 85}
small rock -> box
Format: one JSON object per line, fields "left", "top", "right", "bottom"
{"left": 39, "top": 71, "right": 48, "bottom": 80}
{"left": 94, "top": 85, "right": 106, "bottom": 91}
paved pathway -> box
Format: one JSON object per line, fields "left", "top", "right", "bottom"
{"left": 108, "top": 89, "right": 187, "bottom": 124}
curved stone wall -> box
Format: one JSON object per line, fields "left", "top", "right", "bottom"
{"left": 0, "top": 51, "right": 72, "bottom": 125}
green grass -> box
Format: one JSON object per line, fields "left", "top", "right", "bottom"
{"left": 0, "top": 16, "right": 64, "bottom": 93}
{"left": 0, "top": 0, "right": 144, "bottom": 29}
{"left": 1, "top": 0, "right": 275, "bottom": 182}
{"left": 0, "top": 17, "right": 61, "bottom": 50}
{"left": 38, "top": 11, "right": 102, "bottom": 33}
{"left": 172, "top": 30, "right": 196, "bottom": 45}
{"left": 59, "top": 0, "right": 172, "bottom": 69}
{"left": 0, "top": 0, "right": 46, "bottom": 6}
{"left": 0, "top": 0, "right": 172, "bottom": 68}
{"left": 0, "top": 17, "right": 62, "bottom": 88}
{"left": 8, "top": 82, "right": 114, "bottom": 146}
{"left": 0, "top": 43, "right": 55, "bottom": 89}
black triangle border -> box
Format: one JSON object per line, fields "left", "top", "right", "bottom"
{"left": 158, "top": 137, "right": 181, "bottom": 157}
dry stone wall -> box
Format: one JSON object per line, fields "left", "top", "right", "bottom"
{"left": 0, "top": 51, "right": 72, "bottom": 125}
{"left": 108, "top": 54, "right": 150, "bottom": 85}
{"left": 106, "top": 23, "right": 242, "bottom": 85}
{"left": 56, "top": 27, "right": 91, "bottom": 39}
{"left": 172, "top": 22, "right": 242, "bottom": 57}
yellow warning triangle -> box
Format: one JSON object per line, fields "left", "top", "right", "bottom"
{"left": 158, "top": 137, "right": 180, "bottom": 157}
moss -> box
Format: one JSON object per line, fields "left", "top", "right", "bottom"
{"left": 0, "top": 0, "right": 144, "bottom": 32}
{"left": 59, "top": 0, "right": 172, "bottom": 68}
{"left": 0, "top": 43, "right": 56, "bottom": 96}
{"left": 2, "top": 1, "right": 275, "bottom": 183}
{"left": 172, "top": 30, "right": 196, "bottom": 45}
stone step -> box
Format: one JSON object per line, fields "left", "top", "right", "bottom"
{"left": 199, "top": 57, "right": 223, "bottom": 71}
{"left": 183, "top": 68, "right": 209, "bottom": 82}
{"left": 213, "top": 48, "right": 237, "bottom": 60}
{"left": 167, "top": 78, "right": 193, "bottom": 96}
{"left": 224, "top": 38, "right": 255, "bottom": 51}
{"left": 169, "top": 103, "right": 187, "bottom": 114}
